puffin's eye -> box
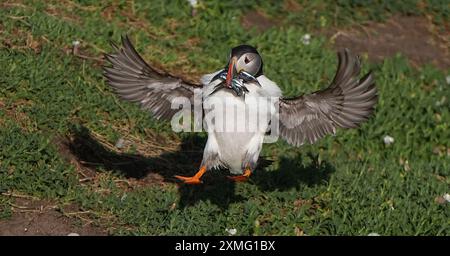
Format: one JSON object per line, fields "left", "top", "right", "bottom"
{"left": 244, "top": 56, "right": 250, "bottom": 64}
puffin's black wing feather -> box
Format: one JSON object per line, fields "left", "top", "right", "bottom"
{"left": 278, "top": 49, "right": 377, "bottom": 146}
{"left": 103, "top": 35, "right": 202, "bottom": 121}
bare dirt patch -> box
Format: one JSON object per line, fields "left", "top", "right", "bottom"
{"left": 1, "top": 27, "right": 44, "bottom": 54}
{"left": 322, "top": 15, "right": 450, "bottom": 69}
{"left": 241, "top": 10, "right": 278, "bottom": 33}
{"left": 45, "top": 4, "right": 81, "bottom": 25}
{"left": 0, "top": 99, "right": 36, "bottom": 131}
{"left": 0, "top": 197, "right": 106, "bottom": 236}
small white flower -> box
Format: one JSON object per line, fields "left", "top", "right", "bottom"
{"left": 383, "top": 135, "right": 394, "bottom": 145}
{"left": 187, "top": 0, "right": 198, "bottom": 7}
{"left": 67, "top": 233, "right": 80, "bottom": 236}
{"left": 368, "top": 232, "right": 380, "bottom": 236}
{"left": 435, "top": 96, "right": 447, "bottom": 107}
{"left": 301, "top": 34, "right": 311, "bottom": 45}
{"left": 72, "top": 40, "right": 80, "bottom": 46}
{"left": 446, "top": 75, "right": 450, "bottom": 85}
{"left": 225, "top": 228, "right": 237, "bottom": 235}
{"left": 115, "top": 138, "right": 125, "bottom": 149}
{"left": 443, "top": 193, "right": 450, "bottom": 203}
{"left": 121, "top": 193, "right": 127, "bottom": 202}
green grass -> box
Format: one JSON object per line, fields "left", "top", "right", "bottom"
{"left": 0, "top": 0, "right": 449, "bottom": 235}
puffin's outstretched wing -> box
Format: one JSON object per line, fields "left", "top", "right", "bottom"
{"left": 278, "top": 49, "right": 377, "bottom": 146}
{"left": 103, "top": 35, "right": 202, "bottom": 121}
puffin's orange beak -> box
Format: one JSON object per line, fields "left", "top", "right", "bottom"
{"left": 226, "top": 56, "right": 237, "bottom": 87}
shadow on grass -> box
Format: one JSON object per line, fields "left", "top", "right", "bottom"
{"left": 251, "top": 154, "right": 335, "bottom": 191}
{"left": 64, "top": 125, "right": 335, "bottom": 209}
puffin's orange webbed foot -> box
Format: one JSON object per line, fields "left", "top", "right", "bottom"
{"left": 227, "top": 169, "right": 252, "bottom": 182}
{"left": 175, "top": 166, "right": 206, "bottom": 185}
{"left": 174, "top": 176, "right": 203, "bottom": 184}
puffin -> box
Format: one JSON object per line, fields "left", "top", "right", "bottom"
{"left": 103, "top": 35, "right": 377, "bottom": 184}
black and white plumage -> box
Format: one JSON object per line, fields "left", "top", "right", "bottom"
{"left": 103, "top": 36, "right": 201, "bottom": 121}
{"left": 103, "top": 35, "right": 377, "bottom": 183}
{"left": 278, "top": 50, "right": 377, "bottom": 146}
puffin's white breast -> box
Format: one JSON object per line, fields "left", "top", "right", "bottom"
{"left": 200, "top": 73, "right": 282, "bottom": 173}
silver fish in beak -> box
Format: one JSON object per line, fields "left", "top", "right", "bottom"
{"left": 225, "top": 56, "right": 237, "bottom": 88}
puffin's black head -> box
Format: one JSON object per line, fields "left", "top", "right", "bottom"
{"left": 225, "top": 44, "right": 263, "bottom": 86}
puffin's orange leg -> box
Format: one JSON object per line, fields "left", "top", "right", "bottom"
{"left": 174, "top": 166, "right": 207, "bottom": 184}
{"left": 227, "top": 168, "right": 252, "bottom": 182}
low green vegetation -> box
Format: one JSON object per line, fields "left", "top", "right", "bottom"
{"left": 0, "top": 0, "right": 448, "bottom": 235}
